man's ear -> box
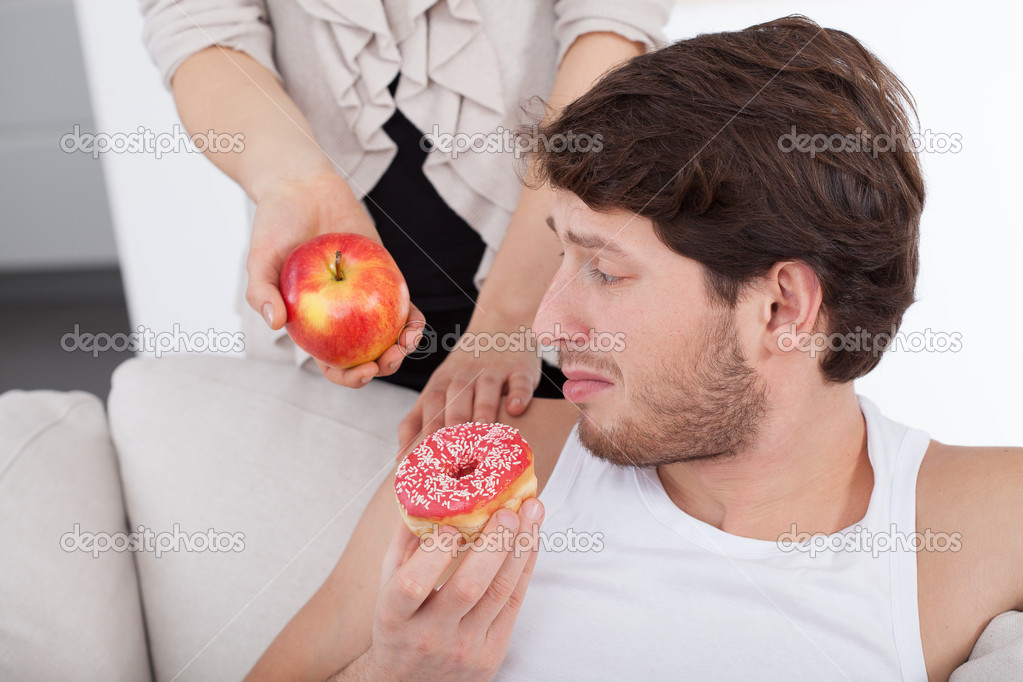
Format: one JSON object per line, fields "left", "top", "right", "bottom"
{"left": 762, "top": 260, "right": 824, "bottom": 356}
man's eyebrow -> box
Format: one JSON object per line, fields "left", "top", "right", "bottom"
{"left": 545, "top": 215, "right": 626, "bottom": 256}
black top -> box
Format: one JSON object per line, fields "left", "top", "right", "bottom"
{"left": 365, "top": 76, "right": 486, "bottom": 313}
{"left": 364, "top": 75, "right": 566, "bottom": 398}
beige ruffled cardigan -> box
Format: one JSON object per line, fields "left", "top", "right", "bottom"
{"left": 140, "top": 0, "right": 673, "bottom": 289}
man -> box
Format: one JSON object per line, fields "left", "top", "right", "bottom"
{"left": 247, "top": 16, "right": 1022, "bottom": 680}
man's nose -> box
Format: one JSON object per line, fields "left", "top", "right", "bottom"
{"left": 533, "top": 269, "right": 585, "bottom": 349}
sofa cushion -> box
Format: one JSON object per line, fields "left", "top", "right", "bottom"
{"left": 107, "top": 356, "right": 417, "bottom": 681}
{"left": 0, "top": 390, "right": 151, "bottom": 681}
{"left": 952, "top": 610, "right": 1023, "bottom": 681}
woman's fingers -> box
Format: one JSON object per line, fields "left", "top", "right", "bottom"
{"left": 397, "top": 399, "right": 425, "bottom": 457}
{"left": 378, "top": 304, "right": 427, "bottom": 378}
{"left": 419, "top": 382, "right": 450, "bottom": 437}
{"left": 444, "top": 375, "right": 477, "bottom": 427}
{"left": 374, "top": 344, "right": 408, "bottom": 377}
{"left": 471, "top": 371, "right": 504, "bottom": 423}
{"left": 505, "top": 370, "right": 538, "bottom": 416}
{"left": 245, "top": 244, "right": 287, "bottom": 330}
{"left": 399, "top": 304, "right": 427, "bottom": 352}
{"left": 316, "top": 359, "right": 379, "bottom": 387}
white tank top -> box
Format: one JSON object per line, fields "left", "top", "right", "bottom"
{"left": 500, "top": 395, "right": 933, "bottom": 680}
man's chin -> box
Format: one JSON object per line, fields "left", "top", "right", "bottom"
{"left": 575, "top": 413, "right": 638, "bottom": 467}
{"left": 570, "top": 397, "right": 615, "bottom": 440}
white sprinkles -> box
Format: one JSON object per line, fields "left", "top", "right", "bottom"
{"left": 395, "top": 422, "right": 530, "bottom": 516}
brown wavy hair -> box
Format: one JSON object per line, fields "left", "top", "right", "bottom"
{"left": 522, "top": 15, "right": 925, "bottom": 383}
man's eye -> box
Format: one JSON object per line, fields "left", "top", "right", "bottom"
{"left": 588, "top": 267, "right": 622, "bottom": 286}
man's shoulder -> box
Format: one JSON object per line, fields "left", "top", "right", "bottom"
{"left": 496, "top": 398, "right": 579, "bottom": 494}
{"left": 918, "top": 440, "right": 1023, "bottom": 534}
{"left": 918, "top": 440, "right": 1023, "bottom": 508}
{"left": 917, "top": 440, "right": 1023, "bottom": 611}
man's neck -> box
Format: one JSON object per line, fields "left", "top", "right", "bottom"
{"left": 655, "top": 387, "right": 872, "bottom": 542}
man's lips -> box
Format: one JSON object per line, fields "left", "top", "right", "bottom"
{"left": 561, "top": 367, "right": 614, "bottom": 383}
{"left": 561, "top": 366, "right": 614, "bottom": 403}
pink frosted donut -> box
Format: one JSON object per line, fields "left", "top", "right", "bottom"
{"left": 394, "top": 422, "right": 536, "bottom": 541}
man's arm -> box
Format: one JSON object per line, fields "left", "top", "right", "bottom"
{"left": 244, "top": 399, "right": 579, "bottom": 681}
{"left": 918, "top": 444, "right": 1023, "bottom": 610}
{"left": 916, "top": 442, "right": 1023, "bottom": 680}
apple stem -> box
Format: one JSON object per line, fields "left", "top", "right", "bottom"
{"left": 335, "top": 251, "right": 344, "bottom": 281}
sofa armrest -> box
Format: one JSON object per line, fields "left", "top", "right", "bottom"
{"left": 950, "top": 610, "right": 1023, "bottom": 681}
{"left": 0, "top": 390, "right": 151, "bottom": 681}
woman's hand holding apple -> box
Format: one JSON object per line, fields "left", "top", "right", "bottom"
{"left": 245, "top": 171, "right": 424, "bottom": 386}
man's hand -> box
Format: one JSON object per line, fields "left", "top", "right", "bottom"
{"left": 397, "top": 320, "right": 542, "bottom": 450}
{"left": 342, "top": 498, "right": 544, "bottom": 680}
{"left": 245, "top": 171, "right": 424, "bottom": 387}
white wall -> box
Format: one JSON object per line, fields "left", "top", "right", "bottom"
{"left": 75, "top": 1, "right": 1021, "bottom": 446}
{"left": 73, "top": 0, "right": 249, "bottom": 350}
{"left": 0, "top": 0, "right": 118, "bottom": 271}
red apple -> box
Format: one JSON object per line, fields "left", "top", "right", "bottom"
{"left": 280, "top": 233, "right": 410, "bottom": 368}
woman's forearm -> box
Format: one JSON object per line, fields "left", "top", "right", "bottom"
{"left": 170, "top": 46, "right": 356, "bottom": 208}
{"left": 471, "top": 32, "right": 646, "bottom": 328}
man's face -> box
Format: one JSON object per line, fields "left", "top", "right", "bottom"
{"left": 534, "top": 192, "right": 769, "bottom": 467}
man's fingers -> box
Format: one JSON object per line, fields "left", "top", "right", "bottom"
{"left": 380, "top": 525, "right": 462, "bottom": 621}
{"left": 463, "top": 498, "right": 543, "bottom": 632}
{"left": 432, "top": 509, "right": 520, "bottom": 619}
{"left": 484, "top": 499, "right": 545, "bottom": 642}
{"left": 379, "top": 517, "right": 422, "bottom": 592}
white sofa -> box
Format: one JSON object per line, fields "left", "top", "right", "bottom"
{"left": 1, "top": 355, "right": 1020, "bottom": 680}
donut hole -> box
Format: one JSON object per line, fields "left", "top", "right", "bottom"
{"left": 451, "top": 461, "right": 479, "bottom": 479}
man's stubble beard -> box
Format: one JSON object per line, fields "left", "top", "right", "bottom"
{"left": 571, "top": 309, "right": 770, "bottom": 468}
